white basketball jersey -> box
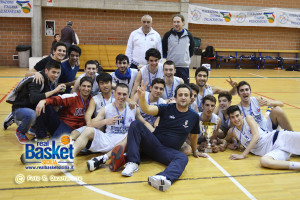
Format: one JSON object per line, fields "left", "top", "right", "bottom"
{"left": 238, "top": 97, "right": 268, "bottom": 131}
{"left": 78, "top": 73, "right": 99, "bottom": 96}
{"left": 139, "top": 91, "right": 166, "bottom": 126}
{"left": 92, "top": 92, "right": 115, "bottom": 116}
{"left": 105, "top": 103, "right": 136, "bottom": 135}
{"left": 196, "top": 86, "right": 213, "bottom": 112}
{"left": 233, "top": 118, "right": 274, "bottom": 156}
{"left": 190, "top": 101, "right": 198, "bottom": 112}
{"left": 110, "top": 68, "right": 138, "bottom": 96}
{"left": 161, "top": 76, "right": 182, "bottom": 100}
{"left": 218, "top": 109, "right": 230, "bottom": 133}
{"left": 140, "top": 63, "right": 164, "bottom": 92}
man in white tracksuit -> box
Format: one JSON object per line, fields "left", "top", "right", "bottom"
{"left": 125, "top": 15, "right": 162, "bottom": 69}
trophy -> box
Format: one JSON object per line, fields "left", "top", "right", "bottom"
{"left": 201, "top": 122, "right": 216, "bottom": 153}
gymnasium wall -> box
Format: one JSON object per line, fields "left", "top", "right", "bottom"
{"left": 0, "top": 17, "right": 31, "bottom": 66}
{"left": 41, "top": 8, "right": 175, "bottom": 57}
{"left": 1, "top": 0, "right": 300, "bottom": 66}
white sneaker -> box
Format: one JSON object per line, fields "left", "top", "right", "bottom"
{"left": 87, "top": 155, "right": 107, "bottom": 172}
{"left": 148, "top": 175, "right": 171, "bottom": 191}
{"left": 121, "top": 162, "right": 138, "bottom": 177}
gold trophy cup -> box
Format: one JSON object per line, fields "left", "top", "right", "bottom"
{"left": 201, "top": 122, "right": 216, "bottom": 153}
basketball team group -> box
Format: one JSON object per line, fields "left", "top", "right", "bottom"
{"left": 4, "top": 14, "right": 300, "bottom": 191}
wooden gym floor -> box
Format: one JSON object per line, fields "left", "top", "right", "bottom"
{"left": 0, "top": 66, "right": 299, "bottom": 200}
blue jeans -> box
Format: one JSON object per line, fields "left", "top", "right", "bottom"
{"left": 13, "top": 108, "right": 36, "bottom": 134}
{"left": 126, "top": 120, "right": 188, "bottom": 183}
{"left": 35, "top": 105, "right": 60, "bottom": 139}
{"left": 52, "top": 120, "right": 73, "bottom": 139}
{"left": 35, "top": 105, "right": 74, "bottom": 139}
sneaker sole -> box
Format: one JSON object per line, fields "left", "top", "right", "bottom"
{"left": 109, "top": 145, "right": 125, "bottom": 172}
{"left": 86, "top": 160, "right": 95, "bottom": 172}
{"left": 148, "top": 176, "right": 171, "bottom": 191}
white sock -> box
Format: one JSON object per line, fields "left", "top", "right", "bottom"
{"left": 289, "top": 162, "right": 300, "bottom": 169}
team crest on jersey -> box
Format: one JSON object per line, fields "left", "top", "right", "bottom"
{"left": 257, "top": 108, "right": 260, "bottom": 112}
{"left": 183, "top": 120, "right": 189, "bottom": 128}
{"left": 129, "top": 117, "right": 133, "bottom": 122}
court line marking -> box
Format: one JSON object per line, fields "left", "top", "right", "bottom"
{"left": 206, "top": 154, "right": 257, "bottom": 200}
{"left": 253, "top": 92, "right": 300, "bottom": 109}
{"left": 63, "top": 171, "right": 132, "bottom": 200}
{"left": 0, "top": 82, "right": 18, "bottom": 104}
{"left": 1, "top": 171, "right": 299, "bottom": 191}
{"left": 248, "top": 73, "right": 266, "bottom": 78}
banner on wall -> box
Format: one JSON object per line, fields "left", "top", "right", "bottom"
{"left": 188, "top": 4, "right": 300, "bottom": 28}
{"left": 0, "top": 0, "right": 33, "bottom": 17}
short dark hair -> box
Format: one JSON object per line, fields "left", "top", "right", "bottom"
{"left": 80, "top": 76, "right": 93, "bottom": 86}
{"left": 227, "top": 105, "right": 241, "bottom": 116}
{"left": 218, "top": 92, "right": 232, "bottom": 101}
{"left": 116, "top": 54, "right": 129, "bottom": 64}
{"left": 237, "top": 81, "right": 251, "bottom": 94}
{"left": 174, "top": 84, "right": 192, "bottom": 98}
{"left": 195, "top": 66, "right": 209, "bottom": 77}
{"left": 68, "top": 45, "right": 81, "bottom": 56}
{"left": 145, "top": 48, "right": 161, "bottom": 61}
{"left": 151, "top": 78, "right": 165, "bottom": 87}
{"left": 115, "top": 83, "right": 129, "bottom": 93}
{"left": 163, "top": 60, "right": 176, "bottom": 69}
{"left": 84, "top": 60, "right": 97, "bottom": 69}
{"left": 189, "top": 83, "right": 199, "bottom": 94}
{"left": 93, "top": 60, "right": 104, "bottom": 74}
{"left": 96, "top": 73, "right": 112, "bottom": 84}
{"left": 45, "top": 60, "right": 61, "bottom": 71}
{"left": 53, "top": 42, "right": 67, "bottom": 51}
{"left": 173, "top": 14, "right": 185, "bottom": 22}
{"left": 202, "top": 95, "right": 216, "bottom": 105}
{"left": 54, "top": 33, "right": 59, "bottom": 38}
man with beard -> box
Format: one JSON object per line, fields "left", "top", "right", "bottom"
{"left": 195, "top": 66, "right": 237, "bottom": 112}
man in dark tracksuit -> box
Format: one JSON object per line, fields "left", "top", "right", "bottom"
{"left": 120, "top": 83, "right": 207, "bottom": 192}
{"left": 162, "top": 14, "right": 195, "bottom": 84}
{"left": 10, "top": 61, "right": 65, "bottom": 144}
